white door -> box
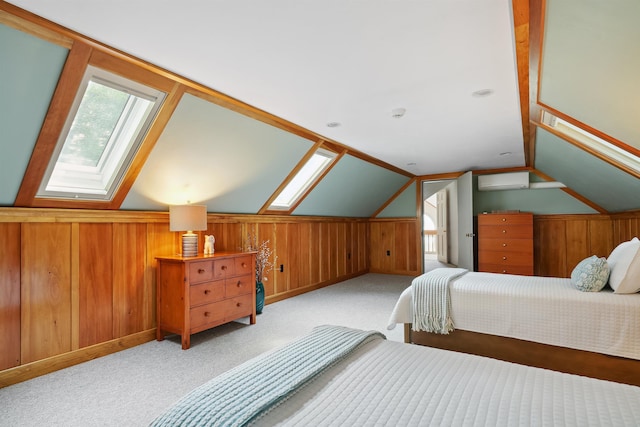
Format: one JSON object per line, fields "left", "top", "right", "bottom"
{"left": 436, "top": 189, "right": 448, "bottom": 262}
{"left": 456, "top": 171, "right": 474, "bottom": 270}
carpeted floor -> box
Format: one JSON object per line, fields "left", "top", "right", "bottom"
{"left": 0, "top": 273, "right": 413, "bottom": 427}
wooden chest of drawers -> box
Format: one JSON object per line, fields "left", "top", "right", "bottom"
{"left": 477, "top": 212, "right": 533, "bottom": 275}
{"left": 156, "top": 251, "right": 256, "bottom": 349}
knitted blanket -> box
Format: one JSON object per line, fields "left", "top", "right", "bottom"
{"left": 150, "top": 325, "right": 385, "bottom": 427}
{"left": 411, "top": 268, "right": 468, "bottom": 334}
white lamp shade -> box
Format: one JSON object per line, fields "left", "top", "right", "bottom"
{"left": 169, "top": 205, "right": 207, "bottom": 232}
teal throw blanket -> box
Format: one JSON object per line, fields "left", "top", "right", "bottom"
{"left": 150, "top": 325, "right": 385, "bottom": 427}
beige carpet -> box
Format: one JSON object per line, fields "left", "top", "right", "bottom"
{"left": 0, "top": 273, "right": 413, "bottom": 427}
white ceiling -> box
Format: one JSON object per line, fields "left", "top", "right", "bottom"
{"left": 9, "top": 0, "right": 526, "bottom": 176}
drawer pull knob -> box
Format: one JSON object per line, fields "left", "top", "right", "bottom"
{"left": 502, "top": 270, "right": 507, "bottom": 273}
{"left": 236, "top": 302, "right": 241, "bottom": 307}
{"left": 502, "top": 230, "right": 506, "bottom": 233}
{"left": 198, "top": 268, "right": 205, "bottom": 274}
{"left": 503, "top": 256, "right": 507, "bottom": 260}
{"left": 221, "top": 266, "right": 227, "bottom": 270}
{"left": 502, "top": 218, "right": 506, "bottom": 222}
{"left": 236, "top": 281, "right": 242, "bottom": 287}
{"left": 502, "top": 243, "right": 507, "bottom": 247}
{"left": 204, "top": 290, "right": 210, "bottom": 295}
{"left": 241, "top": 262, "right": 247, "bottom": 268}
{"left": 204, "top": 312, "right": 210, "bottom": 317}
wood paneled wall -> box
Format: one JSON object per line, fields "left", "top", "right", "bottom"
{"left": 535, "top": 213, "right": 639, "bottom": 277}
{"left": 2, "top": 208, "right": 637, "bottom": 385}
{"left": 0, "top": 208, "right": 369, "bottom": 386}
{"left": 369, "top": 219, "right": 421, "bottom": 276}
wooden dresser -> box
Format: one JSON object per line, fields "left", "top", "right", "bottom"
{"left": 156, "top": 251, "right": 256, "bottom": 349}
{"left": 477, "top": 212, "right": 533, "bottom": 275}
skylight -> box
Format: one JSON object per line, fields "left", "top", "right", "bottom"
{"left": 541, "top": 111, "right": 639, "bottom": 174}
{"left": 269, "top": 148, "right": 337, "bottom": 210}
{"left": 37, "top": 65, "right": 166, "bottom": 200}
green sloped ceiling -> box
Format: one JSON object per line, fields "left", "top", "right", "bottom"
{"left": 540, "top": 0, "right": 640, "bottom": 150}
{"left": 122, "top": 93, "right": 313, "bottom": 212}
{"left": 0, "top": 24, "right": 68, "bottom": 206}
{"left": 293, "top": 154, "right": 410, "bottom": 217}
{"left": 535, "top": 128, "right": 640, "bottom": 213}
{"left": 377, "top": 181, "right": 417, "bottom": 218}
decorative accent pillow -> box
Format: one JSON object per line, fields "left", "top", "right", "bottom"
{"left": 607, "top": 237, "right": 640, "bottom": 294}
{"left": 571, "top": 255, "right": 610, "bottom": 292}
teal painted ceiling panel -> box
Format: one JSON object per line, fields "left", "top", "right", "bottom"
{"left": 293, "top": 154, "right": 410, "bottom": 217}
{"left": 122, "top": 93, "right": 313, "bottom": 212}
{"left": 377, "top": 181, "right": 417, "bottom": 218}
{"left": 0, "top": 24, "right": 68, "bottom": 206}
{"left": 535, "top": 128, "right": 640, "bottom": 213}
{"left": 540, "top": 0, "right": 640, "bottom": 149}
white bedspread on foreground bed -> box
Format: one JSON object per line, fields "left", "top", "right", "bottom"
{"left": 387, "top": 271, "right": 640, "bottom": 360}
{"left": 252, "top": 332, "right": 640, "bottom": 426}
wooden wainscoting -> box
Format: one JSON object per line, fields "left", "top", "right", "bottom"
{"left": 534, "top": 212, "right": 640, "bottom": 277}
{"left": 369, "top": 218, "right": 421, "bottom": 276}
{"left": 0, "top": 208, "right": 370, "bottom": 386}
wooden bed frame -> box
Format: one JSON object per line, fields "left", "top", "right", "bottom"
{"left": 405, "top": 324, "right": 640, "bottom": 387}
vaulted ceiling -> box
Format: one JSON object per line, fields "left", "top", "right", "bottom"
{"left": 0, "top": 0, "right": 638, "bottom": 215}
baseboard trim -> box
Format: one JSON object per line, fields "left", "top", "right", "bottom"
{"left": 0, "top": 329, "right": 156, "bottom": 388}
{"left": 265, "top": 271, "right": 368, "bottom": 305}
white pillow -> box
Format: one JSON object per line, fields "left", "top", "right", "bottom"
{"left": 607, "top": 237, "right": 640, "bottom": 294}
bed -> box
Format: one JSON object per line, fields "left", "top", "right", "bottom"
{"left": 386, "top": 239, "right": 640, "bottom": 386}
{"left": 150, "top": 325, "right": 640, "bottom": 426}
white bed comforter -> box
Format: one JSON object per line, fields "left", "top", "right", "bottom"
{"left": 252, "top": 338, "right": 640, "bottom": 426}
{"left": 387, "top": 271, "right": 640, "bottom": 360}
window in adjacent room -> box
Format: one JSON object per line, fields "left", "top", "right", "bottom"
{"left": 36, "top": 65, "right": 166, "bottom": 200}
{"left": 541, "top": 111, "right": 639, "bottom": 174}
{"left": 268, "top": 148, "right": 337, "bottom": 210}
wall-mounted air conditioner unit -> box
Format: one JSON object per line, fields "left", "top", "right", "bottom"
{"left": 477, "top": 171, "right": 529, "bottom": 191}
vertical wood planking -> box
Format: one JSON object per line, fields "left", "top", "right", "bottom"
{"left": 308, "top": 222, "right": 321, "bottom": 285}
{"left": 534, "top": 219, "right": 566, "bottom": 277}
{"left": 0, "top": 223, "right": 21, "bottom": 370}
{"left": 564, "top": 220, "right": 588, "bottom": 276}
{"left": 147, "top": 222, "right": 174, "bottom": 328}
{"left": 112, "top": 223, "right": 147, "bottom": 338}
{"left": 21, "top": 223, "right": 72, "bottom": 363}
{"left": 588, "top": 219, "right": 613, "bottom": 259}
{"left": 272, "top": 223, "right": 291, "bottom": 294}
{"left": 336, "top": 223, "right": 346, "bottom": 277}
{"left": 78, "top": 223, "right": 114, "bottom": 348}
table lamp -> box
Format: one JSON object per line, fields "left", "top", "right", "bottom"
{"left": 169, "top": 204, "right": 207, "bottom": 257}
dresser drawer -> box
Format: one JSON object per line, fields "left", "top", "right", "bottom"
{"left": 190, "top": 301, "right": 226, "bottom": 330}
{"left": 478, "top": 238, "right": 533, "bottom": 253}
{"left": 190, "top": 280, "right": 225, "bottom": 307}
{"left": 189, "top": 260, "right": 213, "bottom": 283}
{"left": 234, "top": 255, "right": 253, "bottom": 277}
{"left": 478, "top": 213, "right": 533, "bottom": 226}
{"left": 478, "top": 263, "right": 533, "bottom": 276}
{"left": 478, "top": 224, "right": 533, "bottom": 239}
{"left": 224, "top": 294, "right": 253, "bottom": 320}
{"left": 478, "top": 251, "right": 533, "bottom": 266}
{"left": 213, "top": 259, "right": 235, "bottom": 279}
{"left": 225, "top": 274, "right": 253, "bottom": 298}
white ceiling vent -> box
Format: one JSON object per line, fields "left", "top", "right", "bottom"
{"left": 478, "top": 172, "right": 529, "bottom": 191}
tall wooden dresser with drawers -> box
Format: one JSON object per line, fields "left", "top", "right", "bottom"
{"left": 477, "top": 212, "right": 534, "bottom": 276}
{"left": 156, "top": 251, "right": 256, "bottom": 349}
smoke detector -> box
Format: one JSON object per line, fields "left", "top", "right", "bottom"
{"left": 391, "top": 108, "right": 406, "bottom": 118}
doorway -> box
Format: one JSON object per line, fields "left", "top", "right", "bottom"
{"left": 421, "top": 172, "right": 475, "bottom": 272}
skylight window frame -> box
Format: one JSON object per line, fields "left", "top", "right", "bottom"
{"left": 267, "top": 148, "right": 338, "bottom": 212}
{"left": 36, "top": 65, "right": 166, "bottom": 201}
{"left": 539, "top": 110, "right": 640, "bottom": 176}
